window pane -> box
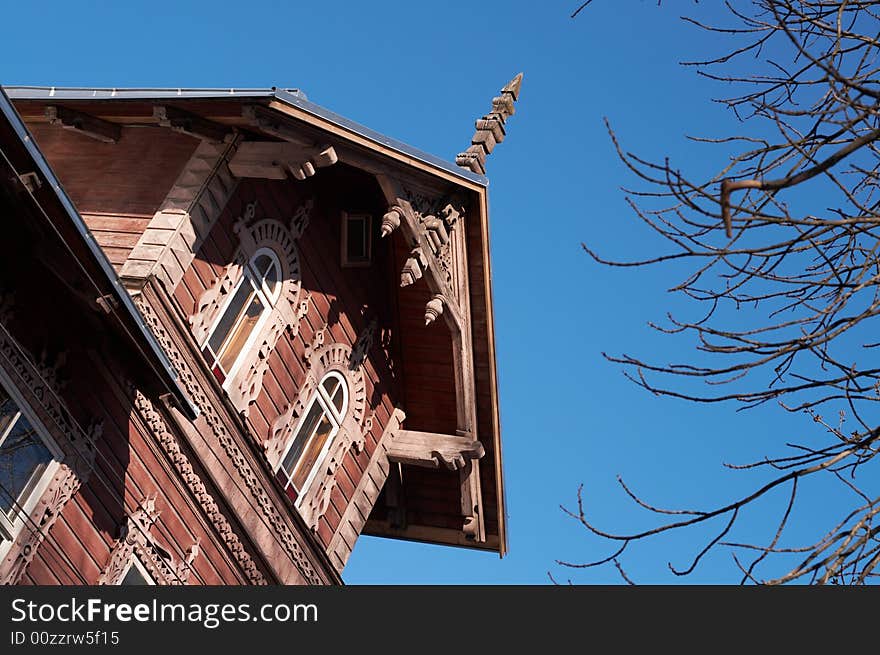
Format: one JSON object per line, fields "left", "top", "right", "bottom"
{"left": 217, "top": 293, "right": 264, "bottom": 374}
{"left": 262, "top": 260, "right": 280, "bottom": 299}
{"left": 121, "top": 563, "right": 151, "bottom": 585}
{"left": 0, "top": 414, "right": 52, "bottom": 516}
{"left": 321, "top": 375, "right": 339, "bottom": 399}
{"left": 207, "top": 280, "right": 255, "bottom": 355}
{"left": 252, "top": 253, "right": 274, "bottom": 277}
{"left": 346, "top": 216, "right": 367, "bottom": 261}
{"left": 0, "top": 385, "right": 18, "bottom": 437}
{"left": 291, "top": 414, "right": 333, "bottom": 492}
{"left": 280, "top": 400, "right": 325, "bottom": 477}
{"left": 330, "top": 384, "right": 345, "bottom": 414}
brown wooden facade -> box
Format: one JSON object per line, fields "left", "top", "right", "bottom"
{"left": 0, "top": 79, "right": 517, "bottom": 584}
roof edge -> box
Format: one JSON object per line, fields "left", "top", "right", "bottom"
{"left": 271, "top": 89, "right": 488, "bottom": 187}
{"left": 2, "top": 85, "right": 487, "bottom": 188}
{"left": 0, "top": 87, "right": 199, "bottom": 420}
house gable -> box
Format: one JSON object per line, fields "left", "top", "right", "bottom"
{"left": 8, "top": 84, "right": 513, "bottom": 572}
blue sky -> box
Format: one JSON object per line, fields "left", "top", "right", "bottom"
{"left": 2, "top": 1, "right": 858, "bottom": 584}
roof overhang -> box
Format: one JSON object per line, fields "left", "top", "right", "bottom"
{"left": 2, "top": 85, "right": 506, "bottom": 555}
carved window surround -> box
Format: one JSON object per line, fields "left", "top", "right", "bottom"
{"left": 189, "top": 200, "right": 311, "bottom": 415}
{"left": 0, "top": 292, "right": 100, "bottom": 584}
{"left": 132, "top": 389, "right": 267, "bottom": 585}
{"left": 266, "top": 321, "right": 375, "bottom": 531}
{"left": 98, "top": 495, "right": 198, "bottom": 585}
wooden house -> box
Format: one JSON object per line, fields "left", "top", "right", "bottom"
{"left": 0, "top": 76, "right": 519, "bottom": 584}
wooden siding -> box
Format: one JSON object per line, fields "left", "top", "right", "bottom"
{"left": 0, "top": 252, "right": 269, "bottom": 585}
{"left": 171, "top": 166, "right": 401, "bottom": 562}
{"left": 24, "top": 124, "right": 199, "bottom": 270}
{"left": 11, "top": 94, "right": 504, "bottom": 564}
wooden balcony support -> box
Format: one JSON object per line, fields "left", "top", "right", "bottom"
{"left": 387, "top": 429, "right": 485, "bottom": 471}
{"left": 388, "top": 428, "right": 486, "bottom": 542}
{"left": 228, "top": 141, "right": 338, "bottom": 181}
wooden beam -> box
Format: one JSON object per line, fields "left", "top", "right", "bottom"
{"left": 45, "top": 106, "right": 121, "bottom": 143}
{"left": 387, "top": 429, "right": 484, "bottom": 471}
{"left": 228, "top": 141, "right": 338, "bottom": 181}
{"left": 153, "top": 105, "right": 230, "bottom": 142}
{"left": 362, "top": 520, "right": 501, "bottom": 551}
{"left": 326, "top": 408, "right": 405, "bottom": 571}
{"left": 387, "top": 430, "right": 485, "bottom": 543}
{"left": 242, "top": 101, "right": 484, "bottom": 191}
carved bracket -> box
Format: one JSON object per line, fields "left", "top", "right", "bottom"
{"left": 382, "top": 196, "right": 464, "bottom": 306}
{"left": 387, "top": 430, "right": 485, "bottom": 471}
{"left": 375, "top": 176, "right": 478, "bottom": 442}
{"left": 229, "top": 141, "right": 338, "bottom": 181}
{"left": 385, "top": 428, "right": 486, "bottom": 543}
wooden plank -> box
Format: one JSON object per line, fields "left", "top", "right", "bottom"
{"left": 26, "top": 123, "right": 199, "bottom": 217}
{"left": 387, "top": 430, "right": 484, "bottom": 471}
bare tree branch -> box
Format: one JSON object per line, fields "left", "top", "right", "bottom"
{"left": 563, "top": 0, "right": 880, "bottom": 585}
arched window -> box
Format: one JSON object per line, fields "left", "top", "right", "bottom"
{"left": 202, "top": 248, "right": 282, "bottom": 385}
{"left": 276, "top": 371, "right": 348, "bottom": 502}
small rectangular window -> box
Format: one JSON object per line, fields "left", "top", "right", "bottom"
{"left": 341, "top": 212, "right": 372, "bottom": 267}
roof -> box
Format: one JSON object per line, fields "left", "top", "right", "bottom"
{"left": 3, "top": 84, "right": 507, "bottom": 556}
{"left": 3, "top": 86, "right": 489, "bottom": 188}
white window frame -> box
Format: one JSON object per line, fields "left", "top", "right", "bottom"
{"left": 201, "top": 247, "right": 283, "bottom": 388}
{"left": 118, "top": 555, "right": 156, "bottom": 585}
{"left": 276, "top": 370, "right": 349, "bottom": 504}
{"left": 340, "top": 212, "right": 372, "bottom": 268}
{"left": 0, "top": 369, "right": 63, "bottom": 543}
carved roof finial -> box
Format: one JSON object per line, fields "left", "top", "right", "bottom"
{"left": 503, "top": 72, "right": 523, "bottom": 100}
{"left": 456, "top": 72, "right": 523, "bottom": 175}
